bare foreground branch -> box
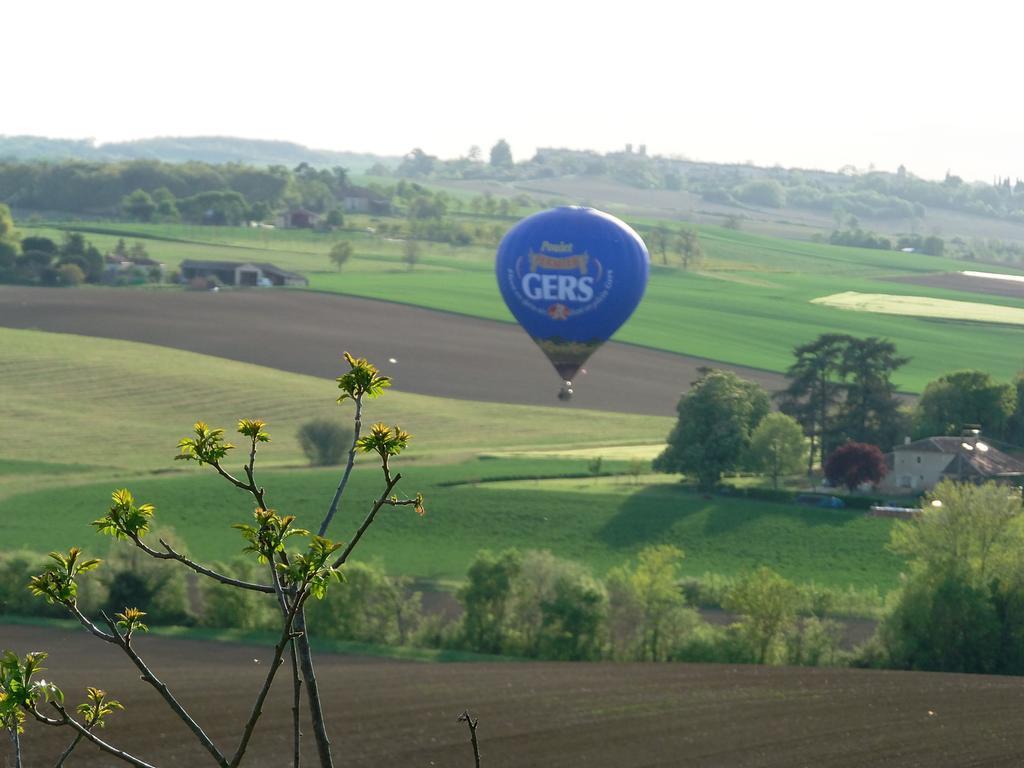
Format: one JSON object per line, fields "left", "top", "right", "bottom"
{"left": 458, "top": 710, "right": 481, "bottom": 768}
{"left": 8, "top": 727, "right": 22, "bottom": 768}
{"left": 32, "top": 705, "right": 156, "bottom": 768}
{"left": 229, "top": 589, "right": 307, "bottom": 768}
{"left": 96, "top": 612, "right": 229, "bottom": 768}
{"left": 293, "top": 610, "right": 333, "bottom": 767}
{"left": 290, "top": 640, "right": 303, "bottom": 768}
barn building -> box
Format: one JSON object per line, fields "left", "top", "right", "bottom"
{"left": 179, "top": 260, "right": 308, "bottom": 287}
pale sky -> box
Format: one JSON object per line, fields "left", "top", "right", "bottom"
{"left": 7, "top": 0, "right": 1023, "bottom": 182}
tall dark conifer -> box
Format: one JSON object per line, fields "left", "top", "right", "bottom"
{"left": 776, "top": 334, "right": 849, "bottom": 474}
{"left": 838, "top": 337, "right": 909, "bottom": 449}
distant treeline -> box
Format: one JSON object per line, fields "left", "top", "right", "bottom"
{"left": 0, "top": 160, "right": 528, "bottom": 240}
{"left": 0, "top": 159, "right": 357, "bottom": 220}
{"left": 7, "top": 135, "right": 1024, "bottom": 226}
{"left": 393, "top": 142, "right": 1024, "bottom": 223}
{"left": 0, "top": 135, "right": 392, "bottom": 172}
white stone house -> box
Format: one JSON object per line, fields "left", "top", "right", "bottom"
{"left": 879, "top": 435, "right": 1024, "bottom": 493}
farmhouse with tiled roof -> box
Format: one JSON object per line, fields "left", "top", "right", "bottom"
{"left": 879, "top": 434, "right": 1024, "bottom": 493}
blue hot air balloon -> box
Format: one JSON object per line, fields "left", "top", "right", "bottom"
{"left": 496, "top": 207, "right": 649, "bottom": 399}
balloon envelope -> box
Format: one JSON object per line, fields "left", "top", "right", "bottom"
{"left": 496, "top": 207, "right": 649, "bottom": 386}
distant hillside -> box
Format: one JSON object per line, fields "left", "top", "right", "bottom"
{"left": 0, "top": 135, "right": 398, "bottom": 173}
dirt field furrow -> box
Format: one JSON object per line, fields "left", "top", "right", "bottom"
{"left": 0, "top": 286, "right": 786, "bottom": 416}
{"left": 8, "top": 625, "right": 1024, "bottom": 767}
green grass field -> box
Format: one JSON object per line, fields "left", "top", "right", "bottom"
{"left": 0, "top": 329, "right": 905, "bottom": 597}
{"left": 0, "top": 459, "right": 904, "bottom": 592}
{"left": 0, "top": 328, "right": 670, "bottom": 485}
{"left": 25, "top": 219, "right": 1024, "bottom": 392}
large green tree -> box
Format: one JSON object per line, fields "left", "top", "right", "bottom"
{"left": 0, "top": 204, "right": 18, "bottom": 278}
{"left": 1004, "top": 372, "right": 1024, "bottom": 446}
{"left": 646, "top": 226, "right": 669, "bottom": 265}
{"left": 915, "top": 370, "right": 1015, "bottom": 439}
{"left": 121, "top": 188, "right": 156, "bottom": 222}
{"left": 0, "top": 203, "right": 15, "bottom": 241}
{"left": 458, "top": 549, "right": 522, "bottom": 655}
{"left": 607, "top": 545, "right": 697, "bottom": 661}
{"left": 489, "top": 139, "right": 513, "bottom": 168}
{"left": 724, "top": 567, "right": 800, "bottom": 664}
{"left": 673, "top": 228, "right": 704, "bottom": 270}
{"left": 746, "top": 412, "right": 806, "bottom": 489}
{"left": 654, "top": 369, "right": 770, "bottom": 489}
{"left": 328, "top": 241, "right": 353, "bottom": 272}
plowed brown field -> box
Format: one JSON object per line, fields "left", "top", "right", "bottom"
{"left": 0, "top": 286, "right": 786, "bottom": 416}
{"left": 8, "top": 625, "right": 1024, "bottom": 767}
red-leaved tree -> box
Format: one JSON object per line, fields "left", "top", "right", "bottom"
{"left": 824, "top": 442, "right": 887, "bottom": 491}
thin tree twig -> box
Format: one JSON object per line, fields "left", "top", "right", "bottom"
{"left": 319, "top": 395, "right": 363, "bottom": 537}
{"left": 457, "top": 710, "right": 481, "bottom": 768}
{"left": 31, "top": 705, "right": 157, "bottom": 768}
{"left": 210, "top": 461, "right": 251, "bottom": 493}
{"left": 64, "top": 601, "right": 116, "bottom": 643}
{"left": 270, "top": 557, "right": 289, "bottom": 614}
{"left": 54, "top": 731, "right": 84, "bottom": 767}
{"left": 331, "top": 474, "right": 402, "bottom": 569}
{"left": 126, "top": 536, "right": 275, "bottom": 593}
{"left": 96, "top": 612, "right": 229, "bottom": 768}
{"left": 54, "top": 684, "right": 107, "bottom": 767}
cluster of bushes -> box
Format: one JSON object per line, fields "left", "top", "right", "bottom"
{"left": 827, "top": 227, "right": 896, "bottom": 250}
{"left": 0, "top": 541, "right": 857, "bottom": 667}
{"left": 0, "top": 544, "right": 192, "bottom": 627}
{"left": 857, "top": 480, "right": 1024, "bottom": 675}
{"left": 440, "top": 547, "right": 851, "bottom": 666}
{"left": 0, "top": 206, "right": 161, "bottom": 287}
{"left": 0, "top": 227, "right": 102, "bottom": 287}
{"left": 821, "top": 227, "right": 946, "bottom": 254}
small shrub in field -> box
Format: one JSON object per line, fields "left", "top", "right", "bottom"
{"left": 200, "top": 558, "right": 276, "bottom": 630}
{"left": 57, "top": 262, "right": 85, "bottom": 286}
{"left": 297, "top": 418, "right": 354, "bottom": 466}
